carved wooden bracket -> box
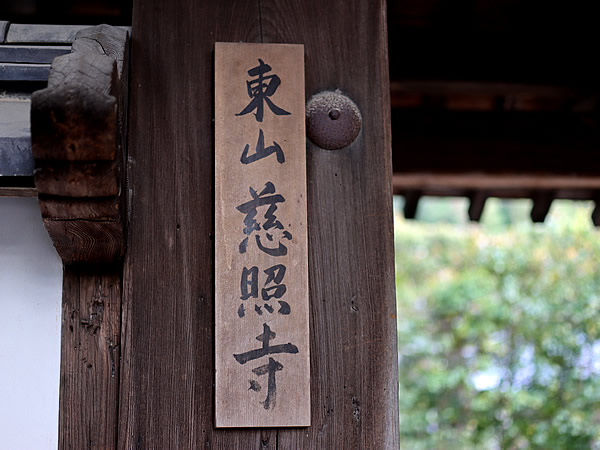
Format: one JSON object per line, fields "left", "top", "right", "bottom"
{"left": 31, "top": 25, "right": 129, "bottom": 264}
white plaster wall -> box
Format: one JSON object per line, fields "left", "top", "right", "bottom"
{"left": 0, "top": 198, "right": 62, "bottom": 450}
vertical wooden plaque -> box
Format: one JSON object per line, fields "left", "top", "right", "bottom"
{"left": 215, "top": 43, "right": 309, "bottom": 427}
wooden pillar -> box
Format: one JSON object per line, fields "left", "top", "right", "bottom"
{"left": 119, "top": 1, "right": 399, "bottom": 448}
{"left": 58, "top": 266, "right": 122, "bottom": 449}
{"left": 30, "top": 25, "right": 129, "bottom": 448}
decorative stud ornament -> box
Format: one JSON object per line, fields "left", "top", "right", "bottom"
{"left": 306, "top": 90, "right": 362, "bottom": 150}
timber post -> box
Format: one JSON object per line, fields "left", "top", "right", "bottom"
{"left": 119, "top": 0, "right": 399, "bottom": 448}
{"left": 30, "top": 24, "right": 129, "bottom": 448}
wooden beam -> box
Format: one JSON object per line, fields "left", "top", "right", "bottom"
{"left": 391, "top": 80, "right": 596, "bottom": 112}
{"left": 120, "top": 0, "right": 398, "bottom": 448}
{"left": 403, "top": 190, "right": 421, "bottom": 219}
{"left": 39, "top": 196, "right": 121, "bottom": 221}
{"left": 531, "top": 191, "right": 555, "bottom": 223}
{"left": 387, "top": 19, "right": 598, "bottom": 88}
{"left": 31, "top": 57, "right": 118, "bottom": 162}
{"left": 279, "top": 3, "right": 399, "bottom": 442}
{"left": 391, "top": 110, "right": 600, "bottom": 175}
{"left": 6, "top": 24, "right": 91, "bottom": 44}
{"left": 35, "top": 162, "right": 119, "bottom": 197}
{"left": 391, "top": 81, "right": 583, "bottom": 99}
{"left": 43, "top": 220, "right": 124, "bottom": 264}
{"left": 393, "top": 173, "right": 600, "bottom": 205}
{"left": 468, "top": 190, "right": 488, "bottom": 222}
{"left": 393, "top": 173, "right": 600, "bottom": 191}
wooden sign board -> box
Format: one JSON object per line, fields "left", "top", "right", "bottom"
{"left": 214, "top": 42, "right": 309, "bottom": 428}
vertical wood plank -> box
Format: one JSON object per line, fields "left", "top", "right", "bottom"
{"left": 215, "top": 43, "right": 310, "bottom": 428}
{"left": 119, "top": 1, "right": 277, "bottom": 447}
{"left": 59, "top": 266, "right": 121, "bottom": 449}
{"left": 262, "top": 0, "right": 400, "bottom": 448}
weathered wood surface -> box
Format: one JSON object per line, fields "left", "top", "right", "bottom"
{"left": 393, "top": 173, "right": 600, "bottom": 224}
{"left": 121, "top": 0, "right": 397, "bottom": 448}
{"left": 39, "top": 196, "right": 121, "bottom": 221}
{"left": 6, "top": 24, "right": 91, "bottom": 44}
{"left": 0, "top": 186, "right": 36, "bottom": 197}
{"left": 393, "top": 173, "right": 600, "bottom": 191}
{"left": 35, "top": 161, "right": 118, "bottom": 197}
{"left": 73, "top": 25, "right": 128, "bottom": 77}
{"left": 31, "top": 24, "right": 128, "bottom": 265}
{"left": 391, "top": 110, "right": 600, "bottom": 176}
{"left": 280, "top": 2, "right": 398, "bottom": 445}
{"left": 214, "top": 43, "right": 309, "bottom": 427}
{"left": 31, "top": 26, "right": 129, "bottom": 447}
{"left": 32, "top": 55, "right": 118, "bottom": 161}
{"left": 59, "top": 266, "right": 121, "bottom": 449}
{"left": 44, "top": 220, "right": 124, "bottom": 264}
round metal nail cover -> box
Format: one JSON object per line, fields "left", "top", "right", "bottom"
{"left": 306, "top": 90, "right": 362, "bottom": 150}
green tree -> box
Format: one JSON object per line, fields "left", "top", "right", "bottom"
{"left": 396, "top": 200, "right": 600, "bottom": 449}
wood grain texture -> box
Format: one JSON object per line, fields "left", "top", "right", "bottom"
{"left": 35, "top": 161, "right": 118, "bottom": 197}
{"left": 73, "top": 25, "right": 128, "bottom": 79}
{"left": 31, "top": 25, "right": 128, "bottom": 265}
{"left": 393, "top": 173, "right": 600, "bottom": 190}
{"left": 33, "top": 27, "right": 129, "bottom": 446}
{"left": 44, "top": 219, "right": 124, "bottom": 264}
{"left": 391, "top": 109, "right": 600, "bottom": 176}
{"left": 215, "top": 43, "right": 309, "bottom": 427}
{"left": 264, "top": 1, "right": 399, "bottom": 448}
{"left": 6, "top": 24, "right": 90, "bottom": 44}
{"left": 119, "top": 1, "right": 276, "bottom": 448}
{"left": 59, "top": 266, "right": 121, "bottom": 449}
{"left": 39, "top": 196, "right": 120, "bottom": 221}
{"left": 31, "top": 55, "right": 117, "bottom": 162}
{"left": 120, "top": 0, "right": 397, "bottom": 447}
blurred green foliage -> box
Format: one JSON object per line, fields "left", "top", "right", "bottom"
{"left": 395, "top": 198, "right": 600, "bottom": 449}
